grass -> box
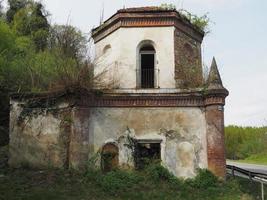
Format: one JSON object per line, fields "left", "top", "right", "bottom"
{"left": 0, "top": 146, "right": 260, "bottom": 200}
{"left": 228, "top": 154, "right": 267, "bottom": 166}
{"left": 242, "top": 154, "right": 267, "bottom": 165}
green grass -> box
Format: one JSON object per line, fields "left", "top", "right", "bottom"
{"left": 242, "top": 154, "right": 267, "bottom": 165}
{"left": 0, "top": 146, "right": 258, "bottom": 200}
{"left": 228, "top": 154, "right": 267, "bottom": 166}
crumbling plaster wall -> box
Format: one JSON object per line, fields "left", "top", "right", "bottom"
{"left": 9, "top": 99, "right": 90, "bottom": 169}
{"left": 9, "top": 100, "right": 71, "bottom": 168}
{"left": 89, "top": 107, "right": 208, "bottom": 178}
{"left": 9, "top": 98, "right": 222, "bottom": 179}
{"left": 69, "top": 107, "right": 91, "bottom": 169}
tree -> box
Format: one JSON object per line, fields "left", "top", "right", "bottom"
{"left": 29, "top": 2, "right": 50, "bottom": 51}
{"left": 225, "top": 126, "right": 267, "bottom": 160}
{"left": 0, "top": 1, "right": 3, "bottom": 18}
{"left": 6, "top": 0, "right": 27, "bottom": 23}
{"left": 12, "top": 1, "right": 50, "bottom": 51}
{"left": 0, "top": 2, "right": 92, "bottom": 146}
{"left": 48, "top": 25, "right": 88, "bottom": 62}
{"left": 0, "top": 20, "right": 17, "bottom": 146}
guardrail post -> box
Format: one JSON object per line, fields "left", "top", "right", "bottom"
{"left": 249, "top": 172, "right": 252, "bottom": 183}
{"left": 262, "top": 182, "right": 265, "bottom": 200}
{"left": 231, "top": 166, "right": 235, "bottom": 178}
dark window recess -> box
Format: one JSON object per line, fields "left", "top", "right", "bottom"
{"left": 140, "top": 45, "right": 155, "bottom": 51}
{"left": 141, "top": 54, "right": 155, "bottom": 88}
{"left": 135, "top": 142, "right": 161, "bottom": 169}
{"left": 101, "top": 143, "right": 119, "bottom": 172}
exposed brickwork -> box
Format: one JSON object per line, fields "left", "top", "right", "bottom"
{"left": 174, "top": 29, "right": 203, "bottom": 88}
{"left": 76, "top": 91, "right": 228, "bottom": 108}
{"left": 205, "top": 105, "right": 226, "bottom": 178}
{"left": 69, "top": 108, "right": 91, "bottom": 169}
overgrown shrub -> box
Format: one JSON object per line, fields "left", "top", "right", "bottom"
{"left": 97, "top": 170, "right": 143, "bottom": 194}
{"left": 159, "top": 3, "right": 210, "bottom": 33}
{"left": 145, "top": 163, "right": 174, "bottom": 182}
{"left": 186, "top": 169, "right": 218, "bottom": 189}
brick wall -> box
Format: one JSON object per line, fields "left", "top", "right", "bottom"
{"left": 174, "top": 29, "right": 203, "bottom": 88}
{"left": 205, "top": 105, "right": 226, "bottom": 178}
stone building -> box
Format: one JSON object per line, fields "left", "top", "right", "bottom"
{"left": 9, "top": 7, "right": 228, "bottom": 178}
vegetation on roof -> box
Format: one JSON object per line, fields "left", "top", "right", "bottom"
{"left": 95, "top": 4, "right": 210, "bottom": 35}
{"left": 160, "top": 3, "right": 210, "bottom": 34}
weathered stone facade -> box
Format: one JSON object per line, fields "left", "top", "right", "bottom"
{"left": 9, "top": 7, "right": 228, "bottom": 178}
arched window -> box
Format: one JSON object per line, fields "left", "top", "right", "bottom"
{"left": 139, "top": 44, "right": 156, "bottom": 88}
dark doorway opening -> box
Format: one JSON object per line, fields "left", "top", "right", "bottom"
{"left": 140, "top": 45, "right": 155, "bottom": 88}
{"left": 135, "top": 141, "right": 161, "bottom": 169}
{"left": 141, "top": 54, "right": 154, "bottom": 88}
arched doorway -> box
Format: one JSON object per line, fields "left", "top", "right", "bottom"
{"left": 139, "top": 44, "right": 156, "bottom": 88}
{"left": 101, "top": 143, "right": 119, "bottom": 172}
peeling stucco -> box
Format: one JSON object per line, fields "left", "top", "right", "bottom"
{"left": 89, "top": 107, "right": 207, "bottom": 178}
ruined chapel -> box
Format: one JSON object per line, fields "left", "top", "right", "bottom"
{"left": 9, "top": 7, "right": 229, "bottom": 178}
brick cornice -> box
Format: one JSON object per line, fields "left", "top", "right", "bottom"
{"left": 92, "top": 10, "right": 204, "bottom": 43}
{"left": 79, "top": 94, "right": 204, "bottom": 107}
{"left": 76, "top": 90, "right": 228, "bottom": 108}
{"left": 10, "top": 88, "right": 228, "bottom": 108}
{"left": 203, "top": 88, "right": 229, "bottom": 106}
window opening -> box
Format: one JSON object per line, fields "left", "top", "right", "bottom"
{"left": 135, "top": 140, "right": 161, "bottom": 169}
{"left": 140, "top": 45, "right": 155, "bottom": 88}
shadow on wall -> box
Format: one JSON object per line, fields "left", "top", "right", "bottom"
{"left": 0, "top": 91, "right": 10, "bottom": 146}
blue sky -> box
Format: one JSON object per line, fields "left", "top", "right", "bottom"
{"left": 3, "top": 0, "right": 267, "bottom": 126}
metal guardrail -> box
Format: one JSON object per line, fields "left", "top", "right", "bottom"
{"left": 227, "top": 165, "right": 267, "bottom": 200}
{"left": 227, "top": 165, "right": 267, "bottom": 180}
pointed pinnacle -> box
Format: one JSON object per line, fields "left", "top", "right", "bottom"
{"left": 207, "top": 57, "right": 224, "bottom": 89}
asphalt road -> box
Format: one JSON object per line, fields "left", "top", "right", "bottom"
{"left": 227, "top": 161, "right": 267, "bottom": 175}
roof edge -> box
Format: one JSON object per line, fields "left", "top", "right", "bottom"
{"left": 91, "top": 7, "right": 205, "bottom": 43}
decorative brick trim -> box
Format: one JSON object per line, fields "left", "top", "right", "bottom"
{"left": 92, "top": 11, "right": 204, "bottom": 43}
{"left": 76, "top": 92, "right": 226, "bottom": 108}
{"left": 10, "top": 90, "right": 228, "bottom": 108}
{"left": 204, "top": 96, "right": 225, "bottom": 106}
{"left": 85, "top": 96, "right": 203, "bottom": 107}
